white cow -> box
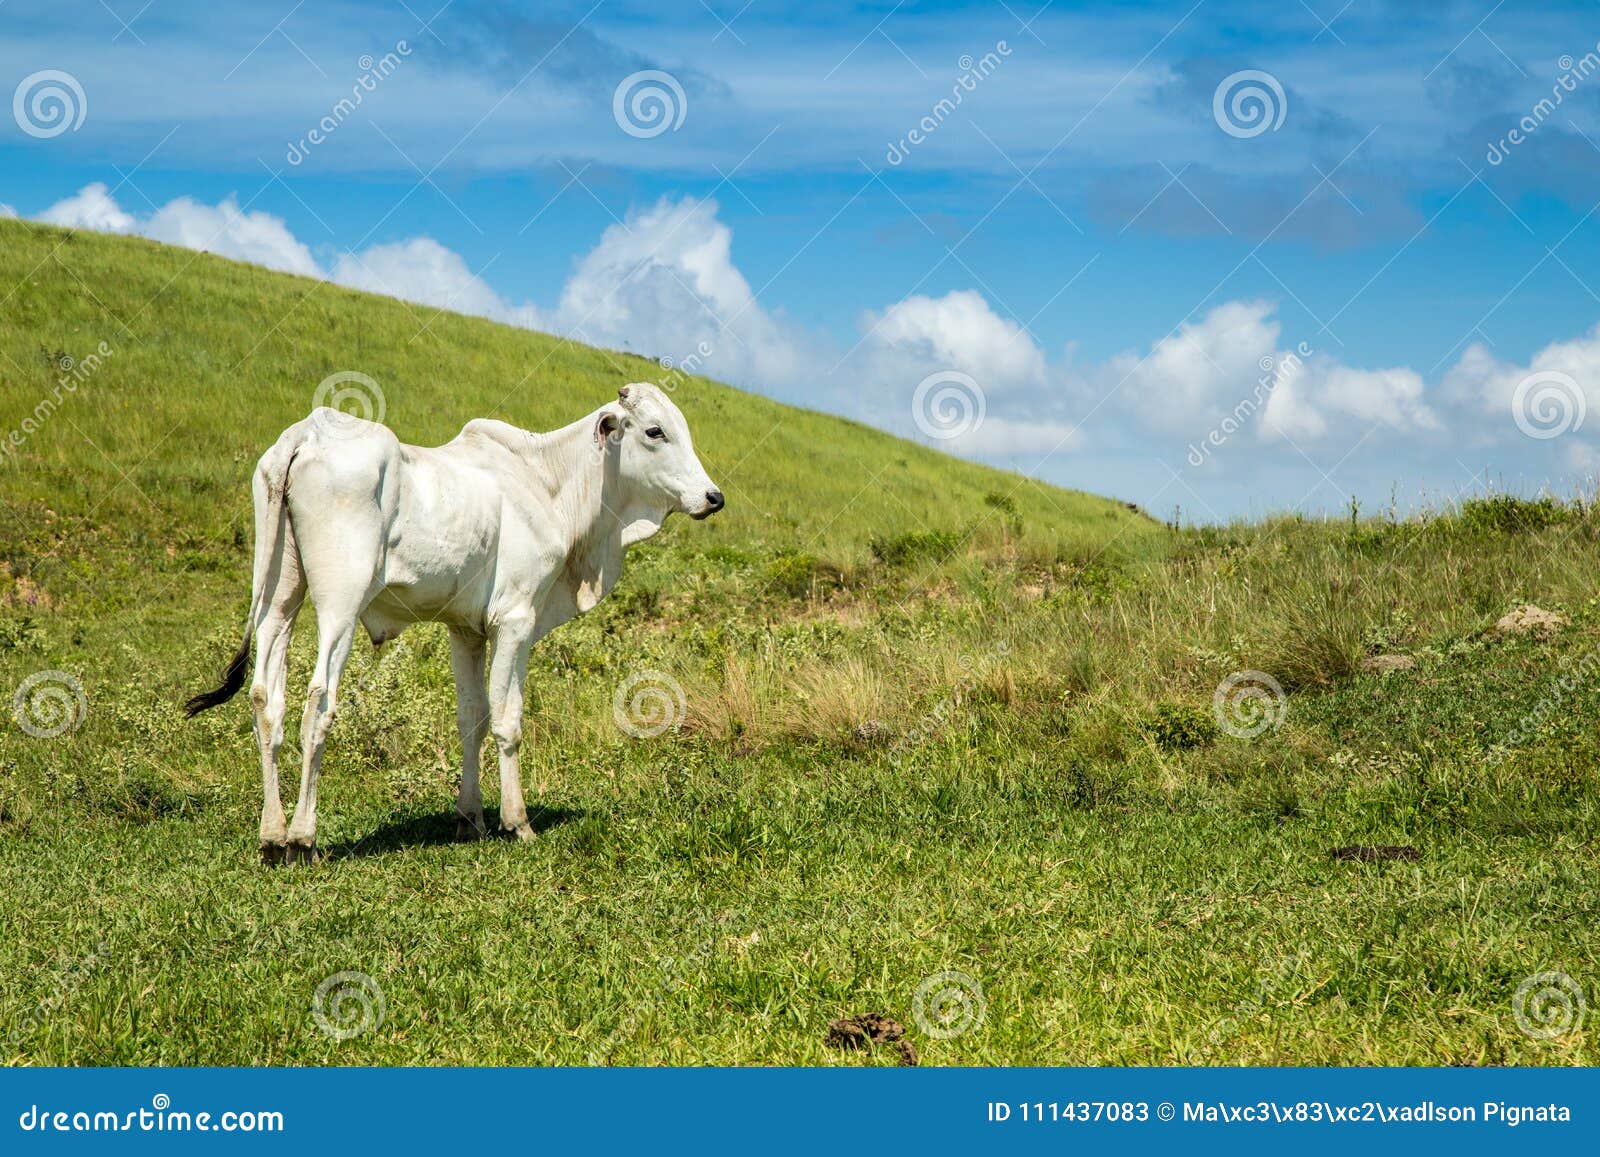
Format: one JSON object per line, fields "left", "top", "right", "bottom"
{"left": 186, "top": 383, "right": 724, "bottom": 863}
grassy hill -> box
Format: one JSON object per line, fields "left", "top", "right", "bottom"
{"left": 0, "top": 220, "right": 1595, "bottom": 1066}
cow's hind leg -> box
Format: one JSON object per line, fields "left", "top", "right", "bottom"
{"left": 448, "top": 627, "right": 490, "bottom": 841}
{"left": 249, "top": 547, "right": 306, "bottom": 866}
{"left": 285, "top": 604, "right": 360, "bottom": 864}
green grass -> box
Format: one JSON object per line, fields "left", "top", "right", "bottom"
{"left": 0, "top": 219, "right": 1595, "bottom": 1066}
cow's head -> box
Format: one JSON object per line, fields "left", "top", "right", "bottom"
{"left": 596, "top": 383, "right": 723, "bottom": 542}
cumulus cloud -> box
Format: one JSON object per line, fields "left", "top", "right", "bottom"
{"left": 861, "top": 289, "right": 1048, "bottom": 394}
{"left": 38, "top": 183, "right": 135, "bottom": 232}
{"left": 0, "top": 203, "right": 16, "bottom": 218}
{"left": 1105, "top": 300, "right": 1282, "bottom": 433}
{"left": 1263, "top": 358, "right": 1437, "bottom": 441}
{"left": 944, "top": 415, "right": 1084, "bottom": 458}
{"left": 1441, "top": 323, "right": 1600, "bottom": 436}
{"left": 543, "top": 197, "right": 810, "bottom": 388}
{"left": 1080, "top": 299, "right": 1439, "bottom": 446}
{"left": 331, "top": 238, "right": 541, "bottom": 326}
{"left": 143, "top": 195, "right": 320, "bottom": 277}
{"left": 24, "top": 183, "right": 811, "bottom": 398}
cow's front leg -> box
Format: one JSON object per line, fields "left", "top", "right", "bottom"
{"left": 487, "top": 620, "right": 536, "bottom": 841}
{"left": 448, "top": 627, "right": 490, "bottom": 840}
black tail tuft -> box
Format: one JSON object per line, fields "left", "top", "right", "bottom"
{"left": 184, "top": 634, "right": 251, "bottom": 717}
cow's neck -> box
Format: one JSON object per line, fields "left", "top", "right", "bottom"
{"left": 534, "top": 412, "right": 653, "bottom": 615}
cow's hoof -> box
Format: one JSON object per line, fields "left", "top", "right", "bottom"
{"left": 502, "top": 821, "right": 536, "bottom": 842}
{"left": 455, "top": 814, "right": 485, "bottom": 842}
{"left": 260, "top": 842, "right": 287, "bottom": 867}
{"left": 285, "top": 839, "right": 317, "bottom": 865}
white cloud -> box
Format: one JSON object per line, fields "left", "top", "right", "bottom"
{"left": 38, "top": 183, "right": 135, "bottom": 232}
{"left": 942, "top": 415, "right": 1084, "bottom": 458}
{"left": 861, "top": 289, "right": 1048, "bottom": 394}
{"left": 143, "top": 195, "right": 320, "bottom": 277}
{"left": 330, "top": 238, "right": 541, "bottom": 327}
{"left": 1084, "top": 299, "right": 1437, "bottom": 444}
{"left": 1441, "top": 323, "right": 1600, "bottom": 436}
{"left": 22, "top": 184, "right": 814, "bottom": 405}
{"left": 1263, "top": 358, "right": 1436, "bottom": 441}
{"left": 1563, "top": 439, "right": 1600, "bottom": 474}
{"left": 544, "top": 197, "right": 809, "bottom": 388}
{"left": 0, "top": 203, "right": 16, "bottom": 218}
{"left": 1105, "top": 300, "right": 1280, "bottom": 434}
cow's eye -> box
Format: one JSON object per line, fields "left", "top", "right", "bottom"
{"left": 645, "top": 426, "right": 665, "bottom": 440}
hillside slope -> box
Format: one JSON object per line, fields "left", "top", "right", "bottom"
{"left": 0, "top": 218, "right": 1154, "bottom": 577}
{"left": 1, "top": 220, "right": 1594, "bottom": 1069}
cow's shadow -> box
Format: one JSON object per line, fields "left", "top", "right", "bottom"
{"left": 325, "top": 804, "right": 582, "bottom": 860}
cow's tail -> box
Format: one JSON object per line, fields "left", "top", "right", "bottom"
{"left": 184, "top": 437, "right": 299, "bottom": 717}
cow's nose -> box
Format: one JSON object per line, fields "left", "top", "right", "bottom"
{"left": 705, "top": 489, "right": 725, "bottom": 512}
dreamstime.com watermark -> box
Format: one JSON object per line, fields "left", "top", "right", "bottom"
{"left": 1486, "top": 42, "right": 1600, "bottom": 166}
{"left": 1510, "top": 369, "right": 1584, "bottom": 440}
{"left": 1488, "top": 647, "right": 1600, "bottom": 765}
{"left": 1213, "top": 670, "right": 1287, "bottom": 739}
{"left": 613, "top": 70, "right": 687, "bottom": 138}
{"left": 13, "top": 69, "right": 86, "bottom": 139}
{"left": 4, "top": 940, "right": 107, "bottom": 1051}
{"left": 286, "top": 42, "right": 412, "bottom": 165}
{"left": 1512, "top": 971, "right": 1585, "bottom": 1041}
{"left": 311, "top": 370, "right": 386, "bottom": 437}
{"left": 913, "top": 970, "right": 986, "bottom": 1039}
{"left": 1187, "top": 342, "right": 1311, "bottom": 468}
{"left": 613, "top": 668, "right": 687, "bottom": 738}
{"left": 312, "top": 971, "right": 385, "bottom": 1041}
{"left": 888, "top": 639, "right": 1011, "bottom": 765}
{"left": 11, "top": 669, "right": 88, "bottom": 738}
{"left": 17, "top": 1095, "right": 283, "bottom": 1134}
{"left": 912, "top": 369, "right": 986, "bottom": 441}
{"left": 1212, "top": 69, "right": 1287, "bottom": 139}
{"left": 658, "top": 339, "right": 715, "bottom": 392}
{"left": 1, "top": 341, "right": 115, "bottom": 462}
{"left": 885, "top": 40, "right": 1012, "bottom": 166}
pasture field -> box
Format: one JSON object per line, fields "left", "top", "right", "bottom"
{"left": 0, "top": 219, "right": 1596, "bottom": 1066}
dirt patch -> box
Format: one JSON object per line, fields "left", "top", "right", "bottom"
{"left": 1491, "top": 605, "right": 1568, "bottom": 639}
{"left": 1330, "top": 845, "right": 1420, "bottom": 862}
{"left": 0, "top": 563, "right": 54, "bottom": 610}
{"left": 1360, "top": 653, "right": 1416, "bottom": 674}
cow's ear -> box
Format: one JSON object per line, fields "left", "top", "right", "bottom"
{"left": 595, "top": 411, "right": 620, "bottom": 446}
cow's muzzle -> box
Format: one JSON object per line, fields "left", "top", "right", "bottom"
{"left": 691, "top": 489, "right": 725, "bottom": 520}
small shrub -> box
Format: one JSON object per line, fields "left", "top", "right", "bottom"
{"left": 761, "top": 551, "right": 842, "bottom": 599}
{"left": 1361, "top": 606, "right": 1417, "bottom": 655}
{"left": 869, "top": 529, "right": 963, "bottom": 567}
{"left": 983, "top": 491, "right": 1022, "bottom": 536}
{"left": 701, "top": 545, "right": 757, "bottom": 567}
{"left": 0, "top": 615, "right": 40, "bottom": 651}
{"left": 1142, "top": 702, "right": 1219, "bottom": 751}
{"left": 1456, "top": 494, "right": 1569, "bottom": 534}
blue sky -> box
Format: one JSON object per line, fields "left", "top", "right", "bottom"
{"left": 3, "top": 0, "right": 1600, "bottom": 519}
